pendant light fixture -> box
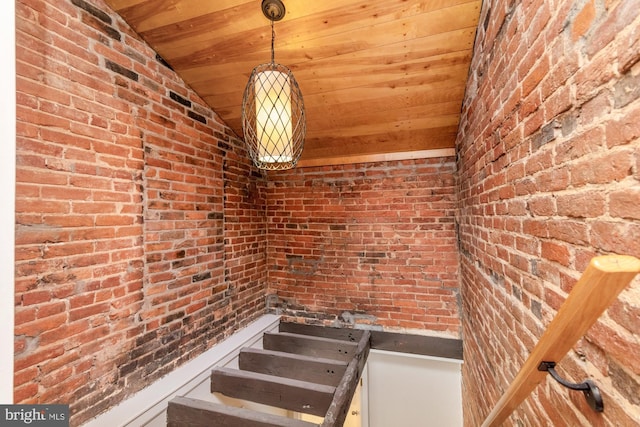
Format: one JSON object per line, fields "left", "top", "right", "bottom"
{"left": 242, "top": 0, "right": 305, "bottom": 170}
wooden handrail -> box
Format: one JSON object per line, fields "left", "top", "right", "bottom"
{"left": 321, "top": 330, "right": 371, "bottom": 427}
{"left": 482, "top": 255, "right": 640, "bottom": 427}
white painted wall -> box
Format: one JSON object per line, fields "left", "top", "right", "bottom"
{"left": 1, "top": 0, "right": 16, "bottom": 404}
{"left": 365, "top": 350, "right": 463, "bottom": 427}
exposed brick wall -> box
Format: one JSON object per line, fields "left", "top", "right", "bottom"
{"left": 14, "top": 0, "right": 266, "bottom": 424}
{"left": 457, "top": 0, "right": 640, "bottom": 425}
{"left": 222, "top": 147, "right": 268, "bottom": 327}
{"left": 265, "top": 159, "right": 460, "bottom": 335}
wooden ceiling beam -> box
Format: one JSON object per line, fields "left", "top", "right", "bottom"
{"left": 296, "top": 148, "right": 457, "bottom": 169}
{"left": 210, "top": 367, "right": 335, "bottom": 417}
{"left": 308, "top": 114, "right": 460, "bottom": 140}
{"left": 300, "top": 128, "right": 459, "bottom": 161}
{"left": 239, "top": 348, "right": 348, "bottom": 387}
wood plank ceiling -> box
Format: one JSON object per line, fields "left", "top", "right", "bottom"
{"left": 104, "top": 0, "right": 481, "bottom": 167}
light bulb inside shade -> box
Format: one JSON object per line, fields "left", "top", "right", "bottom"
{"left": 254, "top": 70, "right": 293, "bottom": 163}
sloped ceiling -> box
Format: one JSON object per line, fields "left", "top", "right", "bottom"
{"left": 104, "top": 0, "right": 481, "bottom": 167}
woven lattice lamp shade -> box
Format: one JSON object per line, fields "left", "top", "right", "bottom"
{"left": 241, "top": 0, "right": 305, "bottom": 170}
{"left": 242, "top": 62, "right": 305, "bottom": 170}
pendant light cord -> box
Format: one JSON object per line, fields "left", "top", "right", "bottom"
{"left": 270, "top": 18, "right": 275, "bottom": 64}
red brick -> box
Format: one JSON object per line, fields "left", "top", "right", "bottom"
{"left": 570, "top": 150, "right": 634, "bottom": 186}
{"left": 525, "top": 150, "right": 553, "bottom": 175}
{"left": 578, "top": 91, "right": 612, "bottom": 128}
{"left": 69, "top": 302, "right": 111, "bottom": 322}
{"left": 37, "top": 301, "right": 67, "bottom": 319}
{"left": 609, "top": 188, "right": 640, "bottom": 220}
{"left": 571, "top": 0, "right": 596, "bottom": 41}
{"left": 15, "top": 313, "right": 67, "bottom": 338}
{"left": 266, "top": 159, "right": 459, "bottom": 332}
{"left": 541, "top": 241, "right": 571, "bottom": 266}
{"left": 606, "top": 105, "right": 640, "bottom": 148}
{"left": 39, "top": 372, "right": 90, "bottom": 404}
{"left": 556, "top": 127, "right": 604, "bottom": 164}
{"left": 609, "top": 298, "right": 640, "bottom": 334}
{"left": 527, "top": 196, "right": 555, "bottom": 217}
{"left": 16, "top": 199, "right": 71, "bottom": 215}
{"left": 590, "top": 221, "right": 640, "bottom": 257}
{"left": 13, "top": 383, "right": 39, "bottom": 403}
{"left": 40, "top": 321, "right": 91, "bottom": 347}
{"left": 40, "top": 365, "right": 74, "bottom": 388}
{"left": 15, "top": 307, "right": 37, "bottom": 326}
{"left": 535, "top": 166, "right": 570, "bottom": 192}
{"left": 587, "top": 321, "right": 640, "bottom": 376}
{"left": 575, "top": 50, "right": 617, "bottom": 104}
{"left": 14, "top": 344, "right": 66, "bottom": 372}
{"left": 21, "top": 290, "right": 52, "bottom": 306}
{"left": 544, "top": 83, "right": 572, "bottom": 119}
{"left": 586, "top": 0, "right": 640, "bottom": 58}
{"left": 14, "top": 366, "right": 38, "bottom": 388}
{"left": 556, "top": 191, "right": 606, "bottom": 218}
{"left": 522, "top": 57, "right": 550, "bottom": 99}
{"left": 615, "top": 16, "right": 640, "bottom": 74}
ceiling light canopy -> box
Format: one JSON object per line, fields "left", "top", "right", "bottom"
{"left": 242, "top": 0, "right": 305, "bottom": 170}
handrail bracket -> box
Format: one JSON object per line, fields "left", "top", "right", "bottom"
{"left": 537, "top": 361, "right": 603, "bottom": 412}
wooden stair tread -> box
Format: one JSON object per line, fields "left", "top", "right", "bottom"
{"left": 263, "top": 331, "right": 359, "bottom": 362}
{"left": 210, "top": 367, "right": 336, "bottom": 417}
{"left": 239, "top": 347, "right": 348, "bottom": 387}
{"left": 167, "top": 396, "right": 318, "bottom": 427}
{"left": 167, "top": 324, "right": 371, "bottom": 427}
{"left": 279, "top": 322, "right": 365, "bottom": 342}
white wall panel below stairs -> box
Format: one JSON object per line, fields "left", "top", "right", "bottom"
{"left": 365, "top": 350, "right": 463, "bottom": 427}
